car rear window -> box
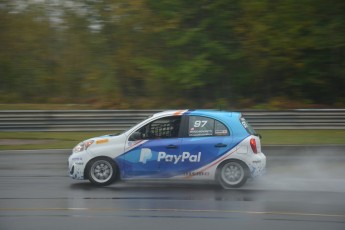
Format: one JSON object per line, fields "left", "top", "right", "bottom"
{"left": 188, "top": 116, "right": 229, "bottom": 137}
{"left": 240, "top": 117, "right": 257, "bottom": 135}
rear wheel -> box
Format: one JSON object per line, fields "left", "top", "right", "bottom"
{"left": 87, "top": 157, "right": 117, "bottom": 186}
{"left": 218, "top": 160, "right": 248, "bottom": 189}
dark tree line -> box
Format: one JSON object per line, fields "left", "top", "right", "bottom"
{"left": 0, "top": 0, "right": 344, "bottom": 108}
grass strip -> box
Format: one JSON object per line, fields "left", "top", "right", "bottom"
{"left": 258, "top": 129, "right": 345, "bottom": 146}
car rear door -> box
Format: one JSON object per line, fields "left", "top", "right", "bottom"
{"left": 177, "top": 115, "right": 234, "bottom": 176}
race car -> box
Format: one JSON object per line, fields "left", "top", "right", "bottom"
{"left": 68, "top": 110, "right": 266, "bottom": 188}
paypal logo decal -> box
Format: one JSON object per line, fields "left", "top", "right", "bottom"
{"left": 139, "top": 148, "right": 152, "bottom": 164}
{"left": 139, "top": 148, "right": 201, "bottom": 164}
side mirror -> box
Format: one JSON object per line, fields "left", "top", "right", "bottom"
{"left": 129, "top": 132, "right": 142, "bottom": 141}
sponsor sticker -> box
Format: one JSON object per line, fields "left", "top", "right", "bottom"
{"left": 71, "top": 157, "right": 82, "bottom": 161}
{"left": 96, "top": 139, "right": 109, "bottom": 144}
{"left": 184, "top": 171, "right": 210, "bottom": 176}
{"left": 215, "top": 129, "right": 228, "bottom": 135}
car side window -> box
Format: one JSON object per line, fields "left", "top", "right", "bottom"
{"left": 188, "top": 116, "right": 229, "bottom": 137}
{"left": 129, "top": 116, "right": 181, "bottom": 140}
{"left": 215, "top": 120, "right": 229, "bottom": 136}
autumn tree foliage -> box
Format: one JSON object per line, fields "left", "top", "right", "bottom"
{"left": 0, "top": 0, "right": 344, "bottom": 108}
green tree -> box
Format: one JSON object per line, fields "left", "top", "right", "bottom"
{"left": 237, "top": 0, "right": 345, "bottom": 104}
{"left": 137, "top": 0, "right": 249, "bottom": 106}
{"left": 0, "top": 6, "right": 54, "bottom": 102}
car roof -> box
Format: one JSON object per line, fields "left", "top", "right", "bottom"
{"left": 152, "top": 110, "right": 242, "bottom": 120}
{"left": 124, "top": 109, "right": 246, "bottom": 137}
{"left": 150, "top": 110, "right": 246, "bottom": 135}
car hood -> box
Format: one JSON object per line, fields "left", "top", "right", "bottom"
{"left": 86, "top": 133, "right": 127, "bottom": 157}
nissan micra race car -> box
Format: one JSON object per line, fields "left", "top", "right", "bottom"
{"left": 68, "top": 110, "right": 266, "bottom": 188}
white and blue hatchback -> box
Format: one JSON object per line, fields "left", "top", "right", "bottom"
{"left": 69, "top": 110, "right": 266, "bottom": 188}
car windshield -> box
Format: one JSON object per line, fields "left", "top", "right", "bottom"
{"left": 118, "top": 115, "right": 154, "bottom": 135}
{"left": 240, "top": 117, "right": 257, "bottom": 136}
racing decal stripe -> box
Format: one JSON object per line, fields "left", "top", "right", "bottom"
{"left": 125, "top": 140, "right": 147, "bottom": 152}
{"left": 118, "top": 135, "right": 250, "bottom": 179}
{"left": 173, "top": 110, "right": 188, "bottom": 116}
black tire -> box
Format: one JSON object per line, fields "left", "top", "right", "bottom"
{"left": 86, "top": 157, "right": 117, "bottom": 186}
{"left": 217, "top": 160, "right": 249, "bottom": 189}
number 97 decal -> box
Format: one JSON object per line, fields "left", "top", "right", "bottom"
{"left": 194, "top": 120, "right": 208, "bottom": 128}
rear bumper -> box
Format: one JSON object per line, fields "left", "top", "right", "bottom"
{"left": 249, "top": 152, "right": 266, "bottom": 177}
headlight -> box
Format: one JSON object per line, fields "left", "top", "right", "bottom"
{"left": 73, "top": 140, "right": 94, "bottom": 153}
{"left": 73, "top": 142, "right": 84, "bottom": 153}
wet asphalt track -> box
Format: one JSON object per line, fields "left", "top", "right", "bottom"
{"left": 0, "top": 146, "right": 345, "bottom": 230}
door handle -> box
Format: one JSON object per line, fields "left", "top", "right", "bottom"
{"left": 166, "top": 144, "right": 178, "bottom": 149}
{"left": 215, "top": 143, "right": 227, "bottom": 148}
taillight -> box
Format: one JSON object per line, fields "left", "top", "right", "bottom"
{"left": 250, "top": 138, "right": 258, "bottom": 154}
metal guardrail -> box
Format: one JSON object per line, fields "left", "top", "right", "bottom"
{"left": 243, "top": 109, "right": 345, "bottom": 130}
{"left": 0, "top": 109, "right": 344, "bottom": 131}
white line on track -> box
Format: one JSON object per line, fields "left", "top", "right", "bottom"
{"left": 0, "top": 208, "right": 344, "bottom": 218}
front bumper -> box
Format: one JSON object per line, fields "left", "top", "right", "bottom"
{"left": 68, "top": 154, "right": 87, "bottom": 180}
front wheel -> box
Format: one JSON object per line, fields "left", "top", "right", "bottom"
{"left": 218, "top": 161, "right": 248, "bottom": 189}
{"left": 87, "top": 157, "right": 117, "bottom": 186}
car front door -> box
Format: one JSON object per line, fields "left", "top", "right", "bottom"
{"left": 120, "top": 116, "right": 182, "bottom": 179}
